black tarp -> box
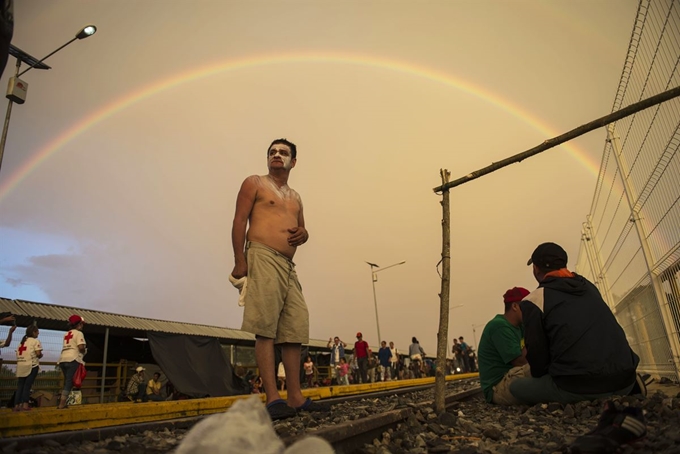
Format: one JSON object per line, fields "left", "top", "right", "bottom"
{"left": 148, "top": 332, "right": 248, "bottom": 397}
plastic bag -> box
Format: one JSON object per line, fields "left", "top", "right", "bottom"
{"left": 66, "top": 390, "right": 82, "bottom": 406}
{"left": 73, "top": 363, "right": 87, "bottom": 389}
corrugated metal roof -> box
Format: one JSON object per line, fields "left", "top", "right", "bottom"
{"left": 0, "top": 297, "right": 330, "bottom": 347}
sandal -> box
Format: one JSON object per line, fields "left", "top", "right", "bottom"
{"left": 295, "top": 398, "right": 330, "bottom": 413}
{"left": 266, "top": 399, "right": 297, "bottom": 420}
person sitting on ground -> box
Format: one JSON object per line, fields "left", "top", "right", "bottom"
{"left": 509, "top": 242, "right": 643, "bottom": 405}
{"left": 126, "top": 366, "right": 147, "bottom": 402}
{"left": 146, "top": 372, "right": 164, "bottom": 402}
{"left": 478, "top": 287, "right": 531, "bottom": 405}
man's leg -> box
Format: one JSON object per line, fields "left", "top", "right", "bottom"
{"left": 281, "top": 342, "right": 306, "bottom": 408}
{"left": 255, "top": 336, "right": 281, "bottom": 405}
{"left": 359, "top": 358, "right": 368, "bottom": 383}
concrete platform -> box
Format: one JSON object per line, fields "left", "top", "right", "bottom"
{"left": 0, "top": 373, "right": 479, "bottom": 438}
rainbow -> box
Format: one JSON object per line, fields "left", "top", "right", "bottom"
{"left": 0, "top": 52, "right": 601, "bottom": 202}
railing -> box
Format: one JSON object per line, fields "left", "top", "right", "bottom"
{"left": 0, "top": 359, "right": 137, "bottom": 406}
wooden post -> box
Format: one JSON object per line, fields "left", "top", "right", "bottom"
{"left": 434, "top": 168, "right": 451, "bottom": 415}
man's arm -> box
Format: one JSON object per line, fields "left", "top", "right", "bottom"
{"left": 231, "top": 176, "right": 258, "bottom": 278}
{"left": 3, "top": 324, "right": 16, "bottom": 347}
{"left": 287, "top": 197, "right": 308, "bottom": 247}
{"left": 520, "top": 298, "right": 550, "bottom": 377}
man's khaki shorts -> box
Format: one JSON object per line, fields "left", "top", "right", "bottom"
{"left": 492, "top": 363, "right": 531, "bottom": 406}
{"left": 240, "top": 242, "right": 309, "bottom": 344}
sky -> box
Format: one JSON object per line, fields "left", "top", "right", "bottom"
{"left": 0, "top": 1, "right": 640, "bottom": 356}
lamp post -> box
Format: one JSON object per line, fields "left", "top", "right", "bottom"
{"left": 0, "top": 25, "right": 97, "bottom": 176}
{"left": 472, "top": 323, "right": 485, "bottom": 349}
{"left": 366, "top": 260, "right": 406, "bottom": 344}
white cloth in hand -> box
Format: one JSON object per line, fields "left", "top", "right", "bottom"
{"left": 229, "top": 274, "right": 248, "bottom": 307}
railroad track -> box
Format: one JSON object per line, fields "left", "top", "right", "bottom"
{"left": 0, "top": 376, "right": 481, "bottom": 453}
{"left": 282, "top": 385, "right": 483, "bottom": 453}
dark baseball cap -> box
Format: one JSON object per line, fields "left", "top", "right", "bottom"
{"left": 527, "top": 242, "right": 568, "bottom": 270}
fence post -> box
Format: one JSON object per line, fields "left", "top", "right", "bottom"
{"left": 582, "top": 216, "right": 615, "bottom": 307}
{"left": 100, "top": 327, "right": 109, "bottom": 403}
{"left": 607, "top": 125, "right": 680, "bottom": 380}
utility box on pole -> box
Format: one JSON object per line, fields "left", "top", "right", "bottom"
{"left": 6, "top": 77, "right": 28, "bottom": 104}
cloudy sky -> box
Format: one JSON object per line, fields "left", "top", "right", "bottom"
{"left": 0, "top": 1, "right": 638, "bottom": 355}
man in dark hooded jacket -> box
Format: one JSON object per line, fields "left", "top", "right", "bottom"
{"left": 509, "top": 242, "right": 640, "bottom": 405}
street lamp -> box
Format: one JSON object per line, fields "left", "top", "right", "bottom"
{"left": 366, "top": 260, "right": 406, "bottom": 344}
{"left": 0, "top": 25, "right": 97, "bottom": 176}
{"left": 472, "top": 323, "right": 485, "bottom": 349}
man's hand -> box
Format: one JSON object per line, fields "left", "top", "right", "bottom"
{"left": 9, "top": 325, "right": 16, "bottom": 333}
{"left": 287, "top": 226, "right": 309, "bottom": 246}
{"left": 231, "top": 261, "right": 248, "bottom": 279}
{"left": 1, "top": 315, "right": 15, "bottom": 324}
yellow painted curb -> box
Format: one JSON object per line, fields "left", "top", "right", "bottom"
{"left": 0, "top": 373, "right": 478, "bottom": 438}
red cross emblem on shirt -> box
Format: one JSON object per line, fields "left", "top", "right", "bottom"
{"left": 18, "top": 343, "right": 27, "bottom": 355}
{"left": 64, "top": 331, "right": 74, "bottom": 343}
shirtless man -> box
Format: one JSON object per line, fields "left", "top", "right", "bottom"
{"left": 231, "top": 138, "right": 326, "bottom": 419}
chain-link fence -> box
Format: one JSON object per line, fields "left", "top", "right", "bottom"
{"left": 576, "top": 0, "right": 680, "bottom": 381}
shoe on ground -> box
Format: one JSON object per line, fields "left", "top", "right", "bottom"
{"left": 266, "top": 399, "right": 297, "bottom": 420}
{"left": 295, "top": 398, "right": 331, "bottom": 413}
{"left": 628, "top": 373, "right": 648, "bottom": 397}
{"left": 570, "top": 401, "right": 646, "bottom": 453}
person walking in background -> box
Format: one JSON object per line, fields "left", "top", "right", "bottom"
{"left": 409, "top": 337, "right": 426, "bottom": 379}
{"left": 354, "top": 332, "right": 370, "bottom": 384}
{"left": 327, "top": 336, "right": 346, "bottom": 383}
{"left": 303, "top": 355, "right": 315, "bottom": 388}
{"left": 458, "top": 337, "right": 470, "bottom": 372}
{"left": 452, "top": 338, "right": 463, "bottom": 373}
{"left": 389, "top": 341, "right": 398, "bottom": 380}
{"left": 57, "top": 315, "right": 86, "bottom": 409}
{"left": 14, "top": 324, "right": 42, "bottom": 411}
{"left": 336, "top": 357, "right": 350, "bottom": 385}
{"left": 378, "top": 341, "right": 392, "bottom": 381}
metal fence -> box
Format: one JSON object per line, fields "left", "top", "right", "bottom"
{"left": 576, "top": 0, "right": 680, "bottom": 380}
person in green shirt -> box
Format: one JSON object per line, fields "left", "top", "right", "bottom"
{"left": 478, "top": 287, "right": 531, "bottom": 405}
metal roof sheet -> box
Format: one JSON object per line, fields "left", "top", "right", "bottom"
{"left": 0, "top": 298, "right": 329, "bottom": 347}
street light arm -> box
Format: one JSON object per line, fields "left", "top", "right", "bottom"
{"left": 17, "top": 37, "right": 77, "bottom": 77}
{"left": 373, "top": 260, "right": 407, "bottom": 273}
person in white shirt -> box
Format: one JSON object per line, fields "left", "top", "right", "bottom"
{"left": 14, "top": 324, "right": 42, "bottom": 411}
{"left": 389, "top": 341, "right": 399, "bottom": 381}
{"left": 57, "top": 315, "right": 87, "bottom": 409}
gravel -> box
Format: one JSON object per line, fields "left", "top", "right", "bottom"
{"left": 3, "top": 379, "right": 679, "bottom": 454}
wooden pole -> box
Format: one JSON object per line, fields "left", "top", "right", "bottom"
{"left": 433, "top": 85, "right": 680, "bottom": 192}
{"left": 434, "top": 168, "right": 451, "bottom": 415}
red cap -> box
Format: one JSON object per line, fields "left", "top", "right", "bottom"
{"left": 503, "top": 287, "right": 530, "bottom": 304}
{"left": 69, "top": 315, "right": 84, "bottom": 325}
{"left": 356, "top": 332, "right": 362, "bottom": 338}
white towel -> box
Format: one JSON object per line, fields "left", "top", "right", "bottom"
{"left": 228, "top": 274, "right": 248, "bottom": 307}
